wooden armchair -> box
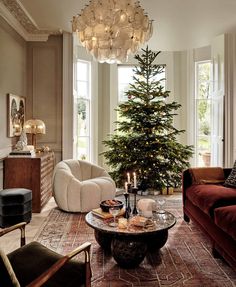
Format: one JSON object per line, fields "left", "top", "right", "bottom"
{"left": 0, "top": 222, "right": 92, "bottom": 287}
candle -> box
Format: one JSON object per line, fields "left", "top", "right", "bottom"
{"left": 133, "top": 172, "right": 137, "bottom": 188}
{"left": 125, "top": 182, "right": 128, "bottom": 193}
{"left": 127, "top": 172, "right": 131, "bottom": 184}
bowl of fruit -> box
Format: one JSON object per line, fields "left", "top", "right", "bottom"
{"left": 100, "top": 199, "right": 123, "bottom": 213}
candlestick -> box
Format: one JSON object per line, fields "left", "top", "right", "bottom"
{"left": 127, "top": 183, "right": 132, "bottom": 193}
{"left": 132, "top": 187, "right": 138, "bottom": 215}
{"left": 127, "top": 192, "right": 131, "bottom": 214}
{"left": 127, "top": 172, "right": 131, "bottom": 184}
{"left": 133, "top": 172, "right": 137, "bottom": 188}
{"left": 123, "top": 192, "right": 130, "bottom": 219}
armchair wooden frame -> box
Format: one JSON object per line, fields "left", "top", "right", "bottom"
{"left": 0, "top": 222, "right": 92, "bottom": 287}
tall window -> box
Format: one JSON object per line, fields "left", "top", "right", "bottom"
{"left": 195, "top": 61, "right": 212, "bottom": 166}
{"left": 73, "top": 60, "right": 91, "bottom": 160}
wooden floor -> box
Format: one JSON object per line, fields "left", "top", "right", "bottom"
{"left": 0, "top": 197, "right": 57, "bottom": 253}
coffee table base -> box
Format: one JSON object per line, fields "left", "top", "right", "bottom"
{"left": 111, "top": 236, "right": 147, "bottom": 268}
{"left": 94, "top": 229, "right": 169, "bottom": 268}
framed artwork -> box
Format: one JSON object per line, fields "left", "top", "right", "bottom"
{"left": 7, "top": 93, "right": 26, "bottom": 137}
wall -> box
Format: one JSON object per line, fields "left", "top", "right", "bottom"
{"left": 0, "top": 16, "right": 63, "bottom": 188}
{"left": 0, "top": 16, "right": 27, "bottom": 189}
{"left": 27, "top": 36, "right": 63, "bottom": 163}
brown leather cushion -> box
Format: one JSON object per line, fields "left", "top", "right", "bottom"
{"left": 7, "top": 242, "right": 86, "bottom": 287}
{"left": 186, "top": 185, "right": 236, "bottom": 216}
{"left": 214, "top": 205, "right": 236, "bottom": 241}
{"left": 189, "top": 167, "right": 225, "bottom": 185}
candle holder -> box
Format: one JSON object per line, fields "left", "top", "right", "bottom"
{"left": 132, "top": 187, "right": 138, "bottom": 215}
{"left": 127, "top": 191, "right": 132, "bottom": 214}
{"left": 123, "top": 192, "right": 130, "bottom": 219}
{"left": 127, "top": 183, "right": 132, "bottom": 193}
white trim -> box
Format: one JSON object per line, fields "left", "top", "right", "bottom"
{"left": 62, "top": 32, "right": 73, "bottom": 160}
{"left": 186, "top": 49, "right": 195, "bottom": 166}
{"left": 16, "top": 0, "right": 39, "bottom": 28}
{"left": 0, "top": 2, "right": 49, "bottom": 41}
{"left": 91, "top": 60, "right": 98, "bottom": 164}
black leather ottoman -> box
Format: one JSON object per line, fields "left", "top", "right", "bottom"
{"left": 0, "top": 188, "right": 32, "bottom": 228}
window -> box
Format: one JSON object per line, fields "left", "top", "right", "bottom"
{"left": 195, "top": 60, "right": 223, "bottom": 167}
{"left": 195, "top": 61, "right": 212, "bottom": 166}
{"left": 73, "top": 60, "right": 91, "bottom": 160}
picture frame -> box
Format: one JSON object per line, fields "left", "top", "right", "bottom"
{"left": 7, "top": 93, "right": 26, "bottom": 137}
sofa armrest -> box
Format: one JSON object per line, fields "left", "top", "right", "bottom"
{"left": 182, "top": 167, "right": 231, "bottom": 205}
{"left": 182, "top": 169, "right": 193, "bottom": 204}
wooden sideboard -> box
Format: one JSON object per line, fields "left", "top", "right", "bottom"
{"left": 4, "top": 151, "right": 55, "bottom": 213}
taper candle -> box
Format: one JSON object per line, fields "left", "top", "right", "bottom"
{"left": 125, "top": 182, "right": 128, "bottom": 193}
{"left": 127, "top": 172, "right": 131, "bottom": 184}
{"left": 133, "top": 172, "right": 137, "bottom": 188}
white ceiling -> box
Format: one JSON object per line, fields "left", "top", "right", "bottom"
{"left": 19, "top": 0, "right": 236, "bottom": 51}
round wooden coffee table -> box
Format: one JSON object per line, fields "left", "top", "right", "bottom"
{"left": 85, "top": 211, "right": 176, "bottom": 268}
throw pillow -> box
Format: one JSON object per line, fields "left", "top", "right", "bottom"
{"left": 189, "top": 167, "right": 225, "bottom": 185}
{"left": 224, "top": 161, "right": 236, "bottom": 188}
{"left": 0, "top": 248, "right": 20, "bottom": 287}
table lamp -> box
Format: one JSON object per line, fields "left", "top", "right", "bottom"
{"left": 24, "top": 119, "right": 46, "bottom": 150}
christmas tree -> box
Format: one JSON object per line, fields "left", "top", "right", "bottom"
{"left": 102, "top": 47, "right": 193, "bottom": 190}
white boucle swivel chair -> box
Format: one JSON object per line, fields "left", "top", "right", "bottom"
{"left": 53, "top": 159, "right": 116, "bottom": 212}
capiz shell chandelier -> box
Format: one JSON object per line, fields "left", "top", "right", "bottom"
{"left": 72, "top": 0, "right": 153, "bottom": 64}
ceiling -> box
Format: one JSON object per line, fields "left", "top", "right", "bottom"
{"left": 7, "top": 0, "right": 236, "bottom": 50}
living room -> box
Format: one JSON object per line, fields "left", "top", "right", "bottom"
{"left": 0, "top": 0, "right": 236, "bottom": 286}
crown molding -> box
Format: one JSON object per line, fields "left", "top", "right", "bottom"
{"left": 0, "top": 0, "right": 61, "bottom": 41}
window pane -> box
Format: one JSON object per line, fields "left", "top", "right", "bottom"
{"left": 197, "top": 62, "right": 211, "bottom": 99}
{"left": 196, "top": 100, "right": 211, "bottom": 136}
{"left": 118, "top": 66, "right": 135, "bottom": 102}
{"left": 77, "top": 137, "right": 90, "bottom": 160}
{"left": 77, "top": 99, "right": 89, "bottom": 136}
{"left": 118, "top": 65, "right": 166, "bottom": 103}
{"left": 77, "top": 62, "right": 88, "bottom": 81}
{"left": 77, "top": 81, "right": 89, "bottom": 99}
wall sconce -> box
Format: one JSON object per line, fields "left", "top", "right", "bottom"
{"left": 24, "top": 119, "right": 46, "bottom": 150}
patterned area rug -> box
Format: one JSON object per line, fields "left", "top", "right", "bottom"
{"left": 34, "top": 194, "right": 236, "bottom": 286}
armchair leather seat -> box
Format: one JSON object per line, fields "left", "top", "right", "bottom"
{"left": 0, "top": 222, "right": 92, "bottom": 287}
{"left": 53, "top": 160, "right": 116, "bottom": 212}
{"left": 8, "top": 242, "right": 86, "bottom": 287}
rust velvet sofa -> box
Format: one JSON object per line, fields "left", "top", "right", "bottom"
{"left": 182, "top": 167, "right": 236, "bottom": 271}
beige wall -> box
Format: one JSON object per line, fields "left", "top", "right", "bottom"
{"left": 27, "top": 36, "right": 63, "bottom": 163}
{"left": 0, "top": 16, "right": 27, "bottom": 189}
{"left": 0, "top": 15, "right": 63, "bottom": 188}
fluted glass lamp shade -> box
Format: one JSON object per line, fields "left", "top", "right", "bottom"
{"left": 24, "top": 119, "right": 46, "bottom": 149}
{"left": 72, "top": 0, "right": 153, "bottom": 64}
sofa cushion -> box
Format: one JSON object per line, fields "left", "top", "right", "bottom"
{"left": 224, "top": 161, "right": 236, "bottom": 188}
{"left": 186, "top": 184, "right": 236, "bottom": 216}
{"left": 189, "top": 167, "right": 225, "bottom": 185}
{"left": 214, "top": 205, "right": 236, "bottom": 241}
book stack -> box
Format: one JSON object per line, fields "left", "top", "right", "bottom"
{"left": 92, "top": 208, "right": 125, "bottom": 219}
{"left": 8, "top": 149, "right": 36, "bottom": 157}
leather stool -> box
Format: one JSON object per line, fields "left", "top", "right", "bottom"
{"left": 0, "top": 188, "right": 32, "bottom": 228}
